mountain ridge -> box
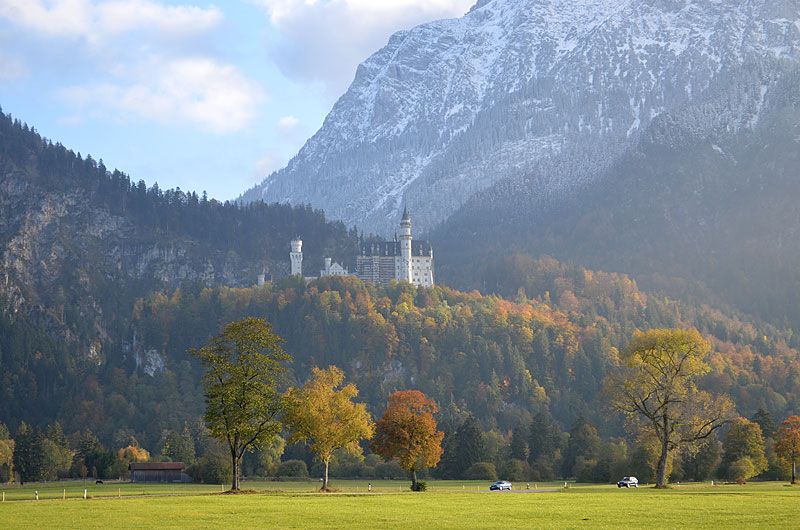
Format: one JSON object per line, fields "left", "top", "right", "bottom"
{"left": 243, "top": 0, "right": 800, "bottom": 235}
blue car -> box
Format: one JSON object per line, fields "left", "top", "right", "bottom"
{"left": 490, "top": 481, "right": 512, "bottom": 491}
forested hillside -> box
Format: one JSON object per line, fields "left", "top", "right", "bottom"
{"left": 2, "top": 108, "right": 799, "bottom": 475}
{"left": 14, "top": 260, "right": 789, "bottom": 452}
{"left": 0, "top": 109, "right": 358, "bottom": 445}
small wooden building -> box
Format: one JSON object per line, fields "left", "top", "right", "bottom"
{"left": 129, "top": 462, "right": 186, "bottom": 483}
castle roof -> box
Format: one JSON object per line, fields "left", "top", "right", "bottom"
{"left": 359, "top": 240, "right": 432, "bottom": 258}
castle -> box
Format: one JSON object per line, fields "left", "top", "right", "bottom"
{"left": 288, "top": 208, "right": 434, "bottom": 288}
{"left": 356, "top": 208, "right": 434, "bottom": 287}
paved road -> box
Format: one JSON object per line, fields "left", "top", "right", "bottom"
{"left": 481, "top": 488, "right": 561, "bottom": 494}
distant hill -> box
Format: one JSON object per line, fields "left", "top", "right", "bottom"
{"left": 0, "top": 109, "right": 358, "bottom": 440}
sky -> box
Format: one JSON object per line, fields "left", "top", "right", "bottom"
{"left": 0, "top": 0, "right": 474, "bottom": 200}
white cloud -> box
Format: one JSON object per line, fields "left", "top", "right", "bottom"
{"left": 255, "top": 0, "right": 474, "bottom": 96}
{"left": 62, "top": 57, "right": 265, "bottom": 134}
{"left": 278, "top": 115, "right": 299, "bottom": 128}
{"left": 1, "top": 1, "right": 264, "bottom": 135}
{"left": 0, "top": 0, "right": 222, "bottom": 41}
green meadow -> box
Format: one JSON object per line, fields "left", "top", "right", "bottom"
{"left": 1, "top": 481, "right": 798, "bottom": 529}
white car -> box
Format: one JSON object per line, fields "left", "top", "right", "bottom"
{"left": 617, "top": 476, "right": 639, "bottom": 488}
{"left": 490, "top": 481, "right": 512, "bottom": 491}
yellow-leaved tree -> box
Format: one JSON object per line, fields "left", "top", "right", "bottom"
{"left": 605, "top": 328, "right": 735, "bottom": 488}
{"left": 283, "top": 366, "right": 374, "bottom": 491}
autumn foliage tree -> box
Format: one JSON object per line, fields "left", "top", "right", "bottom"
{"left": 606, "top": 329, "right": 735, "bottom": 488}
{"left": 0, "top": 424, "right": 14, "bottom": 484}
{"left": 372, "top": 390, "right": 444, "bottom": 491}
{"left": 774, "top": 416, "right": 800, "bottom": 484}
{"left": 192, "top": 317, "right": 291, "bottom": 491}
{"left": 720, "top": 418, "right": 768, "bottom": 484}
{"left": 283, "top": 366, "right": 374, "bottom": 491}
{"left": 114, "top": 445, "right": 151, "bottom": 479}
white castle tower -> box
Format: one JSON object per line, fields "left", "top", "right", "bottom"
{"left": 290, "top": 238, "right": 303, "bottom": 276}
{"left": 399, "top": 207, "right": 413, "bottom": 283}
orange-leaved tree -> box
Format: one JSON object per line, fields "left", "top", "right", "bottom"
{"left": 775, "top": 416, "right": 800, "bottom": 484}
{"left": 283, "top": 366, "right": 374, "bottom": 491}
{"left": 372, "top": 390, "right": 444, "bottom": 491}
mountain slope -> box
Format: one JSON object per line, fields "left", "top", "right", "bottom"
{"left": 434, "top": 62, "right": 800, "bottom": 327}
{"left": 0, "top": 110, "right": 358, "bottom": 436}
{"left": 243, "top": 0, "right": 800, "bottom": 235}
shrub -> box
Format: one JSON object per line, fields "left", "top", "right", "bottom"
{"left": 187, "top": 454, "right": 232, "bottom": 484}
{"left": 374, "top": 460, "right": 406, "bottom": 479}
{"left": 501, "top": 459, "right": 530, "bottom": 481}
{"left": 465, "top": 462, "right": 497, "bottom": 480}
{"left": 276, "top": 459, "right": 309, "bottom": 479}
{"left": 729, "top": 457, "right": 756, "bottom": 484}
{"left": 412, "top": 481, "right": 427, "bottom": 492}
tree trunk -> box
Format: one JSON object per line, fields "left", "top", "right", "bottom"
{"left": 322, "top": 459, "right": 330, "bottom": 491}
{"left": 231, "top": 445, "right": 240, "bottom": 491}
{"left": 655, "top": 432, "right": 670, "bottom": 488}
{"left": 656, "top": 443, "right": 669, "bottom": 488}
{"left": 411, "top": 469, "right": 418, "bottom": 491}
{"left": 792, "top": 460, "right": 796, "bottom": 485}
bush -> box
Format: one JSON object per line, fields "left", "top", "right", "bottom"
{"left": 574, "top": 457, "right": 599, "bottom": 483}
{"left": 728, "top": 457, "right": 756, "bottom": 484}
{"left": 530, "top": 455, "right": 557, "bottom": 481}
{"left": 187, "top": 454, "right": 232, "bottom": 484}
{"left": 276, "top": 459, "right": 309, "bottom": 479}
{"left": 374, "top": 461, "right": 406, "bottom": 479}
{"left": 465, "top": 462, "right": 497, "bottom": 480}
{"left": 501, "top": 459, "right": 530, "bottom": 481}
{"left": 412, "top": 481, "right": 427, "bottom": 492}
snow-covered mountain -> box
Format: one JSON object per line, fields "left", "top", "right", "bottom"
{"left": 242, "top": 0, "right": 800, "bottom": 235}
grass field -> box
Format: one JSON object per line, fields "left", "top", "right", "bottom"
{"left": 1, "top": 480, "right": 798, "bottom": 528}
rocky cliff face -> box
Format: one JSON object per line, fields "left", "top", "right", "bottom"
{"left": 243, "top": 0, "right": 800, "bottom": 235}
{"left": 0, "top": 114, "right": 358, "bottom": 368}
{"left": 0, "top": 171, "right": 245, "bottom": 364}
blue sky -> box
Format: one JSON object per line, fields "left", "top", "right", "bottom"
{"left": 0, "top": 0, "right": 473, "bottom": 200}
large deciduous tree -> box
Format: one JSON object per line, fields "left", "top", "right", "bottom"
{"left": 283, "top": 366, "right": 374, "bottom": 491}
{"left": 720, "top": 418, "right": 768, "bottom": 483}
{"left": 372, "top": 390, "right": 444, "bottom": 491}
{"left": 605, "top": 328, "right": 735, "bottom": 488}
{"left": 192, "top": 317, "right": 291, "bottom": 491}
{"left": 774, "top": 416, "right": 800, "bottom": 484}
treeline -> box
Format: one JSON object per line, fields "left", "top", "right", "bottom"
{"left": 3, "top": 398, "right": 797, "bottom": 486}
{"left": 0, "top": 420, "right": 233, "bottom": 484}
{"left": 429, "top": 410, "right": 799, "bottom": 485}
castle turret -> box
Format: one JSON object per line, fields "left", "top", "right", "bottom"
{"left": 399, "top": 207, "right": 413, "bottom": 283}
{"left": 290, "top": 238, "right": 303, "bottom": 276}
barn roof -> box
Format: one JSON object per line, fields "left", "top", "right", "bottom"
{"left": 129, "top": 462, "right": 185, "bottom": 471}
